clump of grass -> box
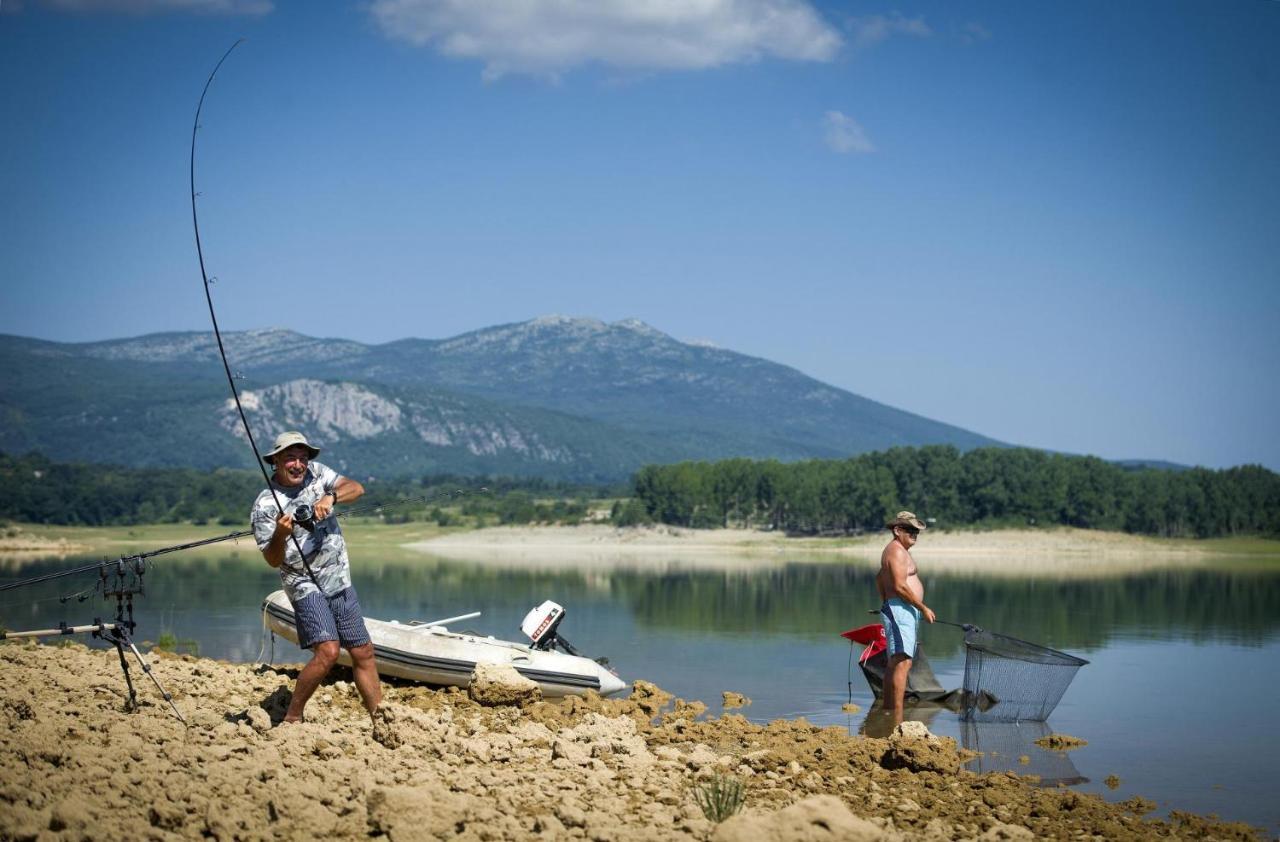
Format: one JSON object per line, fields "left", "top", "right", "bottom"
{"left": 153, "top": 631, "right": 199, "bottom": 656}
{"left": 693, "top": 774, "right": 744, "bottom": 823}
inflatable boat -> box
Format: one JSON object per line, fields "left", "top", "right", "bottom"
{"left": 262, "top": 590, "right": 626, "bottom": 698}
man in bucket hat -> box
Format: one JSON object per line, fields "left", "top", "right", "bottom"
{"left": 251, "top": 431, "right": 386, "bottom": 731}
{"left": 875, "top": 511, "right": 936, "bottom": 725}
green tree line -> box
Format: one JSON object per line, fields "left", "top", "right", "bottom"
{"left": 0, "top": 452, "right": 615, "bottom": 528}
{"left": 628, "top": 446, "right": 1280, "bottom": 538}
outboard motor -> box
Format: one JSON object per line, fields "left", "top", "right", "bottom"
{"left": 521, "top": 600, "right": 581, "bottom": 656}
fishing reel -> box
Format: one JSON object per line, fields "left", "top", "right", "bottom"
{"left": 291, "top": 503, "right": 316, "bottom": 532}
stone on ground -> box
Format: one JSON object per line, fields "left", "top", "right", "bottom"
{"left": 468, "top": 663, "right": 542, "bottom": 708}
{"left": 713, "top": 795, "right": 898, "bottom": 841}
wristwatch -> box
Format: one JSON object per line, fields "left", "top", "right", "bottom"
{"left": 328, "top": 489, "right": 338, "bottom": 506}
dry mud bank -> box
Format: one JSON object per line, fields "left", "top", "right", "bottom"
{"left": 0, "top": 643, "right": 1259, "bottom": 841}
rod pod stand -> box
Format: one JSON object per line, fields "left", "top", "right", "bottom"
{"left": 0, "top": 620, "right": 186, "bottom": 725}
{"left": 98, "top": 624, "right": 186, "bottom": 725}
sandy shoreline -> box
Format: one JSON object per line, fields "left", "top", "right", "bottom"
{"left": 0, "top": 641, "right": 1260, "bottom": 841}
{"left": 0, "top": 530, "right": 91, "bottom": 562}
{"left": 3, "top": 522, "right": 1274, "bottom": 577}
{"left": 412, "top": 524, "right": 1218, "bottom": 555}
{"left": 407, "top": 525, "right": 1253, "bottom": 577}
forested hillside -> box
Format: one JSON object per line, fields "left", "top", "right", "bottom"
{"left": 628, "top": 446, "right": 1280, "bottom": 538}
{"left": 0, "top": 453, "right": 610, "bottom": 528}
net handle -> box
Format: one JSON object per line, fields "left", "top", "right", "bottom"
{"left": 937, "top": 619, "right": 982, "bottom": 633}
{"left": 865, "top": 609, "right": 981, "bottom": 633}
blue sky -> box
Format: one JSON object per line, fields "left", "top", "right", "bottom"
{"left": 2, "top": 0, "right": 1277, "bottom": 470}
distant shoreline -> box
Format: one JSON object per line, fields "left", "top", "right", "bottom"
{"left": 411, "top": 522, "right": 1280, "bottom": 555}
{"left": 4, "top": 522, "right": 1276, "bottom": 575}
{"left": 405, "top": 524, "right": 1279, "bottom": 576}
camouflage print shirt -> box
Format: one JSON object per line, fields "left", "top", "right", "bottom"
{"left": 250, "top": 461, "right": 351, "bottom": 602}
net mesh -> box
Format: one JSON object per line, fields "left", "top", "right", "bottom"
{"left": 959, "top": 721, "right": 1087, "bottom": 786}
{"left": 960, "top": 628, "right": 1088, "bottom": 722}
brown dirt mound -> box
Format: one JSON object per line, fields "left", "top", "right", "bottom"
{"left": 0, "top": 642, "right": 1263, "bottom": 841}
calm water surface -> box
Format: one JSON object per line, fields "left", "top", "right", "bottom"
{"left": 4, "top": 547, "right": 1278, "bottom": 833}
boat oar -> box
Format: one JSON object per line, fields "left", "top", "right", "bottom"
{"left": 408, "top": 611, "right": 481, "bottom": 629}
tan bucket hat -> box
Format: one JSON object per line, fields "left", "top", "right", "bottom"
{"left": 263, "top": 431, "right": 320, "bottom": 465}
{"left": 885, "top": 511, "right": 926, "bottom": 531}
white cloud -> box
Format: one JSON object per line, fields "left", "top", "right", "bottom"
{"left": 960, "top": 21, "right": 991, "bottom": 44}
{"left": 847, "top": 12, "right": 931, "bottom": 50}
{"left": 369, "top": 0, "right": 843, "bottom": 80}
{"left": 823, "top": 110, "right": 873, "bottom": 155}
{"left": 40, "top": 0, "right": 271, "bottom": 13}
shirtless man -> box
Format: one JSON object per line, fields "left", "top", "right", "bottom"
{"left": 876, "top": 511, "right": 936, "bottom": 725}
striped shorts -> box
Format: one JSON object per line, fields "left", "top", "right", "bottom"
{"left": 292, "top": 586, "right": 371, "bottom": 650}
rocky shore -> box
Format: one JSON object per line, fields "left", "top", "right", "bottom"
{"left": 0, "top": 642, "right": 1259, "bottom": 841}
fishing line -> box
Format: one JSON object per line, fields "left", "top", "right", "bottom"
{"left": 0, "top": 590, "right": 92, "bottom": 610}
{"left": 329, "top": 487, "right": 489, "bottom": 520}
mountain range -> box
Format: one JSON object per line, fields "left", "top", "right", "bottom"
{"left": 0, "top": 316, "right": 1001, "bottom": 482}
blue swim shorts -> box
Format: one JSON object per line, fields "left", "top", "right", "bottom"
{"left": 880, "top": 598, "right": 921, "bottom": 660}
{"left": 292, "top": 586, "right": 371, "bottom": 650}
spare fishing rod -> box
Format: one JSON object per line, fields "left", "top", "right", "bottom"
{"left": 0, "top": 486, "right": 490, "bottom": 595}
{"left": 0, "top": 530, "right": 248, "bottom": 594}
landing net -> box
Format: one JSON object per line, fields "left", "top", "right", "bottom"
{"left": 960, "top": 628, "right": 1088, "bottom": 722}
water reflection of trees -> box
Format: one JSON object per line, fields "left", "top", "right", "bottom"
{"left": 615, "top": 564, "right": 1280, "bottom": 654}
{"left": 4, "top": 555, "right": 1277, "bottom": 657}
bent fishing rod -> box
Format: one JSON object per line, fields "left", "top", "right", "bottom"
{"left": 188, "top": 39, "right": 335, "bottom": 593}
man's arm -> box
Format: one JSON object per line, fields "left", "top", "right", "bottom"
{"left": 313, "top": 477, "right": 364, "bottom": 521}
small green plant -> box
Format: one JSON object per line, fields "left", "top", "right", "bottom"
{"left": 693, "top": 774, "right": 744, "bottom": 823}
{"left": 153, "top": 631, "right": 199, "bottom": 656}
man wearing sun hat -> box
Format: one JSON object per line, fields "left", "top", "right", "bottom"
{"left": 251, "top": 431, "right": 383, "bottom": 728}
{"left": 875, "top": 511, "right": 936, "bottom": 725}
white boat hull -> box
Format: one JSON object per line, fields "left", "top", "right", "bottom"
{"left": 261, "top": 590, "right": 626, "bottom": 698}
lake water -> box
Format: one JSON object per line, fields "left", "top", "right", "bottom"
{"left": 3, "top": 545, "right": 1278, "bottom": 834}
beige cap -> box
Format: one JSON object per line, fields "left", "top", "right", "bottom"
{"left": 885, "top": 511, "right": 927, "bottom": 531}
{"left": 263, "top": 431, "right": 320, "bottom": 465}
